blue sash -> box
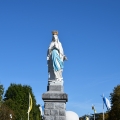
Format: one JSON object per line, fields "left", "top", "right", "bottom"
{"left": 52, "top": 49, "right": 63, "bottom": 71}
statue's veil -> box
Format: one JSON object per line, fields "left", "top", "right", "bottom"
{"left": 50, "top": 36, "right": 64, "bottom": 60}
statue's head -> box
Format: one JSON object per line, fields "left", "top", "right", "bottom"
{"left": 52, "top": 30, "right": 58, "bottom": 35}
{"left": 52, "top": 30, "right": 58, "bottom": 42}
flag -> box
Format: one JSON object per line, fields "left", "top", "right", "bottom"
{"left": 92, "top": 105, "right": 97, "bottom": 113}
{"left": 39, "top": 105, "right": 43, "bottom": 116}
{"left": 103, "top": 96, "right": 111, "bottom": 110}
{"left": 28, "top": 93, "right": 32, "bottom": 113}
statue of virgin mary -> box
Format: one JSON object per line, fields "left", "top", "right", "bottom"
{"left": 47, "top": 31, "right": 67, "bottom": 83}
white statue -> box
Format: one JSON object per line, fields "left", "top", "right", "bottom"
{"left": 47, "top": 31, "right": 67, "bottom": 83}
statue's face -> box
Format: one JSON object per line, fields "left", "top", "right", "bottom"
{"left": 53, "top": 35, "right": 58, "bottom": 42}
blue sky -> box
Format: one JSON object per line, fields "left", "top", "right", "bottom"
{"left": 0, "top": 0, "right": 120, "bottom": 116}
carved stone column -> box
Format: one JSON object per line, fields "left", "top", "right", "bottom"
{"left": 42, "top": 81, "right": 68, "bottom": 120}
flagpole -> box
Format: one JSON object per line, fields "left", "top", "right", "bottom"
{"left": 28, "top": 112, "right": 29, "bottom": 120}
{"left": 28, "top": 93, "right": 30, "bottom": 120}
{"left": 103, "top": 95, "right": 104, "bottom": 120}
{"left": 103, "top": 101, "right": 104, "bottom": 120}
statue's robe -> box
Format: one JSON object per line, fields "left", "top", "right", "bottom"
{"left": 47, "top": 38, "right": 64, "bottom": 81}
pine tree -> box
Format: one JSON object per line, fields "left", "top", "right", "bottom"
{"left": 108, "top": 85, "right": 120, "bottom": 120}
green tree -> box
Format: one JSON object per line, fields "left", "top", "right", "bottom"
{"left": 0, "top": 103, "right": 15, "bottom": 120}
{"left": 4, "top": 83, "right": 41, "bottom": 120}
{"left": 97, "top": 112, "right": 108, "bottom": 120}
{"left": 108, "top": 85, "right": 120, "bottom": 120}
{"left": 0, "top": 84, "right": 15, "bottom": 120}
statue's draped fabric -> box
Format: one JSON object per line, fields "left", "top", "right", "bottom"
{"left": 47, "top": 35, "right": 65, "bottom": 81}
{"left": 52, "top": 49, "right": 63, "bottom": 71}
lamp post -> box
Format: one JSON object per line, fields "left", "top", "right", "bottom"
{"left": 92, "top": 105, "right": 96, "bottom": 120}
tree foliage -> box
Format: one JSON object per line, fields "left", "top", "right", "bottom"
{"left": 97, "top": 112, "right": 108, "bottom": 120}
{"left": 4, "top": 83, "right": 41, "bottom": 120}
{"left": 0, "top": 103, "right": 15, "bottom": 120}
{"left": 108, "top": 85, "right": 120, "bottom": 120}
{"left": 0, "top": 84, "right": 15, "bottom": 120}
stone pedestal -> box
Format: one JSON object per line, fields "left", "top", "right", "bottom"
{"left": 42, "top": 82, "right": 68, "bottom": 120}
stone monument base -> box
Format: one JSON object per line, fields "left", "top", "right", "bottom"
{"left": 42, "top": 83, "right": 68, "bottom": 120}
